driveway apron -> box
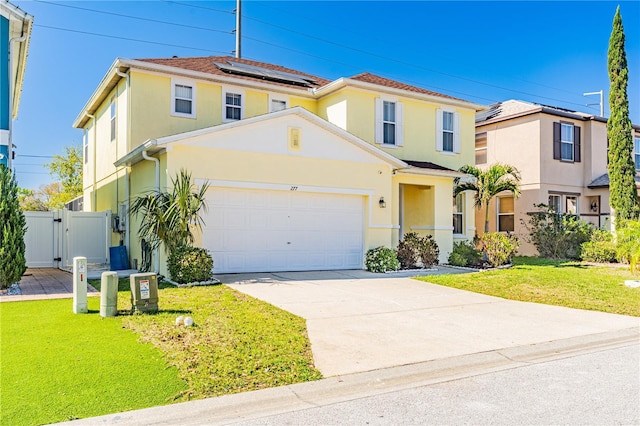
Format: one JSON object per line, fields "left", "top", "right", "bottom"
{"left": 220, "top": 270, "right": 640, "bottom": 377}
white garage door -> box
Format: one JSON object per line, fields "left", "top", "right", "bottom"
{"left": 203, "top": 188, "right": 365, "bottom": 273}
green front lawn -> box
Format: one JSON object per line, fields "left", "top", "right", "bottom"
{"left": 0, "top": 284, "right": 321, "bottom": 425}
{"left": 421, "top": 257, "right": 640, "bottom": 316}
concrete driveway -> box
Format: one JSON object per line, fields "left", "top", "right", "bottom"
{"left": 219, "top": 269, "right": 640, "bottom": 377}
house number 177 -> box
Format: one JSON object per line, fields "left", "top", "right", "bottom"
{"left": 290, "top": 186, "right": 298, "bottom": 191}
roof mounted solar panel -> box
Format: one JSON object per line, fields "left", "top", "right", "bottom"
{"left": 214, "top": 61, "right": 317, "bottom": 87}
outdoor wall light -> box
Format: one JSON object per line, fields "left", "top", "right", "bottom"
{"left": 590, "top": 200, "right": 598, "bottom": 212}
{"left": 379, "top": 197, "right": 386, "bottom": 208}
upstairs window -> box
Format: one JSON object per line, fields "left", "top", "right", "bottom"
{"left": 553, "top": 122, "right": 581, "bottom": 163}
{"left": 453, "top": 193, "right": 464, "bottom": 235}
{"left": 110, "top": 98, "right": 116, "bottom": 141}
{"left": 436, "top": 108, "right": 460, "bottom": 153}
{"left": 225, "top": 93, "right": 242, "bottom": 121}
{"left": 634, "top": 137, "right": 640, "bottom": 170}
{"left": 375, "top": 98, "right": 403, "bottom": 146}
{"left": 497, "top": 196, "right": 514, "bottom": 232}
{"left": 171, "top": 80, "right": 195, "bottom": 118}
{"left": 475, "top": 132, "right": 487, "bottom": 164}
{"left": 271, "top": 99, "right": 287, "bottom": 112}
{"left": 383, "top": 101, "right": 396, "bottom": 145}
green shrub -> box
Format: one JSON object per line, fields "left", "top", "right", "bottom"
{"left": 396, "top": 232, "right": 439, "bottom": 269}
{"left": 448, "top": 240, "right": 482, "bottom": 267}
{"left": 365, "top": 246, "right": 400, "bottom": 273}
{"left": 481, "top": 232, "right": 518, "bottom": 267}
{"left": 397, "top": 232, "right": 421, "bottom": 269}
{"left": 0, "top": 165, "right": 27, "bottom": 289}
{"left": 615, "top": 220, "right": 640, "bottom": 275}
{"left": 522, "top": 204, "right": 593, "bottom": 259}
{"left": 167, "top": 245, "right": 214, "bottom": 284}
{"left": 581, "top": 229, "right": 617, "bottom": 263}
{"left": 418, "top": 235, "right": 440, "bottom": 268}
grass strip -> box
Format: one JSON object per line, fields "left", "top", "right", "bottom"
{"left": 419, "top": 257, "right": 640, "bottom": 316}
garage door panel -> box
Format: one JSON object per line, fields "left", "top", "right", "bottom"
{"left": 205, "top": 188, "right": 364, "bottom": 273}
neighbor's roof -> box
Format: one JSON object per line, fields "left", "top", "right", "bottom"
{"left": 588, "top": 172, "right": 640, "bottom": 189}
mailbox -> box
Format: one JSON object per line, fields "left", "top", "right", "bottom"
{"left": 129, "top": 273, "right": 158, "bottom": 313}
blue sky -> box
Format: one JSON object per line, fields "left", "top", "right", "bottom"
{"left": 11, "top": 0, "right": 640, "bottom": 190}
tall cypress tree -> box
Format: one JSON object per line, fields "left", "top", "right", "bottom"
{"left": 607, "top": 6, "right": 639, "bottom": 222}
{"left": 0, "top": 165, "right": 27, "bottom": 289}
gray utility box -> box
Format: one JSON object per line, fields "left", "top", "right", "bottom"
{"left": 130, "top": 273, "right": 159, "bottom": 313}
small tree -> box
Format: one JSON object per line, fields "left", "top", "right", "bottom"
{"left": 0, "top": 166, "right": 27, "bottom": 288}
{"left": 607, "top": 7, "right": 639, "bottom": 222}
{"left": 131, "top": 169, "right": 209, "bottom": 258}
{"left": 45, "top": 145, "right": 83, "bottom": 209}
{"left": 454, "top": 164, "right": 521, "bottom": 233}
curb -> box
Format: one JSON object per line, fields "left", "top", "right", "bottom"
{"left": 59, "top": 327, "right": 639, "bottom": 425}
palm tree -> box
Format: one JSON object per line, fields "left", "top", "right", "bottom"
{"left": 454, "top": 164, "right": 521, "bottom": 233}
{"left": 130, "top": 169, "right": 209, "bottom": 255}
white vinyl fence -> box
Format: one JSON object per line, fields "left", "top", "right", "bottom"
{"left": 24, "top": 210, "right": 111, "bottom": 268}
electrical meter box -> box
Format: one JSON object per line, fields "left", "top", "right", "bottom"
{"left": 130, "top": 273, "right": 159, "bottom": 313}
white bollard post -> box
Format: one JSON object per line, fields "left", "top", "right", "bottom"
{"left": 73, "top": 256, "right": 88, "bottom": 314}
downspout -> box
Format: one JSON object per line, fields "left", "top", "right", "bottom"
{"left": 142, "top": 149, "right": 160, "bottom": 274}
{"left": 7, "top": 17, "right": 31, "bottom": 170}
{"left": 114, "top": 68, "right": 130, "bottom": 254}
{"left": 84, "top": 112, "right": 96, "bottom": 211}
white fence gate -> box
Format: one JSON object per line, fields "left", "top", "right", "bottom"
{"left": 24, "top": 210, "right": 111, "bottom": 268}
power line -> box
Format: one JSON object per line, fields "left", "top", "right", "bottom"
{"left": 35, "top": 24, "right": 230, "bottom": 55}
{"left": 17, "top": 154, "right": 54, "bottom": 158}
{"left": 34, "top": 1, "right": 234, "bottom": 36}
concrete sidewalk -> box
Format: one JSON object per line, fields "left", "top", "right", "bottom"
{"left": 0, "top": 268, "right": 99, "bottom": 302}
{"left": 220, "top": 269, "right": 640, "bottom": 377}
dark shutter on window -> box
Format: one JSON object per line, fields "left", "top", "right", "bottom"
{"left": 574, "top": 126, "right": 581, "bottom": 163}
{"left": 553, "top": 122, "right": 561, "bottom": 160}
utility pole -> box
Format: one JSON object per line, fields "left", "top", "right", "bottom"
{"left": 234, "top": 0, "right": 241, "bottom": 58}
{"left": 583, "top": 90, "right": 604, "bottom": 117}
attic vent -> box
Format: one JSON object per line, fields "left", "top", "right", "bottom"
{"left": 289, "top": 127, "right": 301, "bottom": 151}
{"left": 214, "top": 61, "right": 317, "bottom": 87}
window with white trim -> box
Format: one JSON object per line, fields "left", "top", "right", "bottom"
{"left": 548, "top": 194, "right": 561, "bottom": 213}
{"left": 453, "top": 193, "right": 464, "bottom": 235}
{"left": 560, "top": 123, "right": 574, "bottom": 161}
{"left": 634, "top": 137, "right": 640, "bottom": 170}
{"left": 171, "top": 80, "right": 195, "bottom": 118}
{"left": 225, "top": 92, "right": 242, "bottom": 120}
{"left": 497, "top": 196, "right": 514, "bottom": 232}
{"left": 566, "top": 196, "right": 578, "bottom": 215}
{"left": 436, "top": 108, "right": 460, "bottom": 153}
{"left": 383, "top": 101, "right": 396, "bottom": 145}
{"left": 375, "top": 98, "right": 403, "bottom": 146}
{"left": 271, "top": 99, "right": 287, "bottom": 112}
{"left": 110, "top": 98, "right": 116, "bottom": 141}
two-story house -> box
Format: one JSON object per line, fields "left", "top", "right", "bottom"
{"left": 1, "top": 0, "right": 32, "bottom": 168}
{"left": 475, "top": 99, "right": 640, "bottom": 255}
{"left": 73, "top": 56, "right": 483, "bottom": 274}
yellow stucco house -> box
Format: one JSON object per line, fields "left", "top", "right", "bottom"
{"left": 73, "top": 56, "right": 483, "bottom": 274}
{"left": 475, "top": 99, "right": 640, "bottom": 255}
